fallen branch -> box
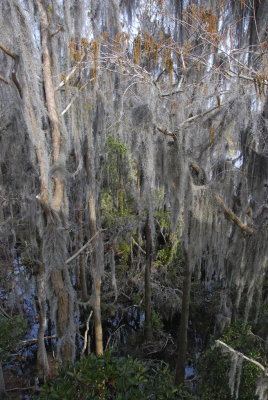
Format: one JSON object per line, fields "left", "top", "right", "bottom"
{"left": 65, "top": 229, "right": 105, "bottom": 265}
{"left": 216, "top": 339, "right": 268, "bottom": 377}
{"left": 215, "top": 193, "right": 255, "bottom": 235}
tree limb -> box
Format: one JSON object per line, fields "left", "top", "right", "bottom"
{"left": 81, "top": 311, "right": 93, "bottom": 357}
{"left": 216, "top": 339, "right": 268, "bottom": 377}
{"left": 0, "top": 75, "right": 9, "bottom": 84}
{"left": 215, "top": 193, "right": 255, "bottom": 235}
{"left": 156, "top": 126, "right": 176, "bottom": 138}
{"left": 0, "top": 44, "right": 15, "bottom": 59}
{"left": 50, "top": 25, "right": 63, "bottom": 38}
{"left": 65, "top": 229, "right": 105, "bottom": 265}
{"left": 179, "top": 103, "right": 225, "bottom": 127}
{"left": 20, "top": 335, "right": 56, "bottom": 347}
{"left": 131, "top": 236, "right": 146, "bottom": 255}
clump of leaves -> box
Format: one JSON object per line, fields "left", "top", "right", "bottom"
{"left": 38, "top": 350, "right": 193, "bottom": 399}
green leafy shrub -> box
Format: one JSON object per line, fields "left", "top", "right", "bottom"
{"left": 38, "top": 350, "right": 193, "bottom": 399}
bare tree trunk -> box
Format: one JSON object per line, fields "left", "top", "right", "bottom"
{"left": 36, "top": 0, "right": 75, "bottom": 362}
{"left": 86, "top": 126, "right": 103, "bottom": 355}
{"left": 88, "top": 189, "right": 104, "bottom": 355}
{"left": 145, "top": 211, "right": 153, "bottom": 341}
{"left": 175, "top": 252, "right": 192, "bottom": 385}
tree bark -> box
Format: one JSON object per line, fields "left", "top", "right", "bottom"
{"left": 145, "top": 211, "right": 153, "bottom": 341}
{"left": 36, "top": 0, "right": 75, "bottom": 361}
{"left": 175, "top": 252, "right": 192, "bottom": 385}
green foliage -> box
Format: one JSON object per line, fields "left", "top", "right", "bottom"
{"left": 155, "top": 233, "right": 181, "bottom": 267}
{"left": 37, "top": 350, "right": 193, "bottom": 400}
{"left": 196, "top": 321, "right": 266, "bottom": 400}
{"left": 118, "top": 240, "right": 131, "bottom": 265}
{"left": 101, "top": 135, "right": 137, "bottom": 229}
{"left": 151, "top": 308, "right": 164, "bottom": 337}
{"left": 0, "top": 314, "right": 27, "bottom": 361}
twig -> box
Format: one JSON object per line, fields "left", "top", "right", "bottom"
{"left": 216, "top": 339, "right": 268, "bottom": 376}
{"left": 51, "top": 25, "right": 63, "bottom": 38}
{"left": 65, "top": 229, "right": 105, "bottom": 264}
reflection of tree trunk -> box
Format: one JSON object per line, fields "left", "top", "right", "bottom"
{"left": 145, "top": 211, "right": 153, "bottom": 341}
{"left": 0, "top": 362, "right": 6, "bottom": 398}
{"left": 36, "top": 251, "right": 49, "bottom": 381}
{"left": 175, "top": 252, "right": 192, "bottom": 385}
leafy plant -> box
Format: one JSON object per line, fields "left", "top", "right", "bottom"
{"left": 37, "top": 350, "right": 193, "bottom": 399}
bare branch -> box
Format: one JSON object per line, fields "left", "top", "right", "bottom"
{"left": 65, "top": 229, "right": 105, "bottom": 265}
{"left": 55, "top": 65, "right": 78, "bottom": 91}
{"left": 0, "top": 75, "right": 9, "bottom": 84}
{"left": 179, "top": 103, "right": 225, "bottom": 127}
{"left": 215, "top": 193, "right": 255, "bottom": 235}
{"left": 50, "top": 25, "right": 63, "bottom": 38}
{"left": 81, "top": 311, "right": 93, "bottom": 357}
{"left": 156, "top": 126, "right": 176, "bottom": 138}
{"left": 216, "top": 339, "right": 268, "bottom": 377}
{"left": 131, "top": 236, "right": 146, "bottom": 255}
{"left": 20, "top": 335, "right": 56, "bottom": 347}
{"left": 11, "top": 71, "right": 23, "bottom": 98}
{"left": 0, "top": 44, "right": 15, "bottom": 59}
